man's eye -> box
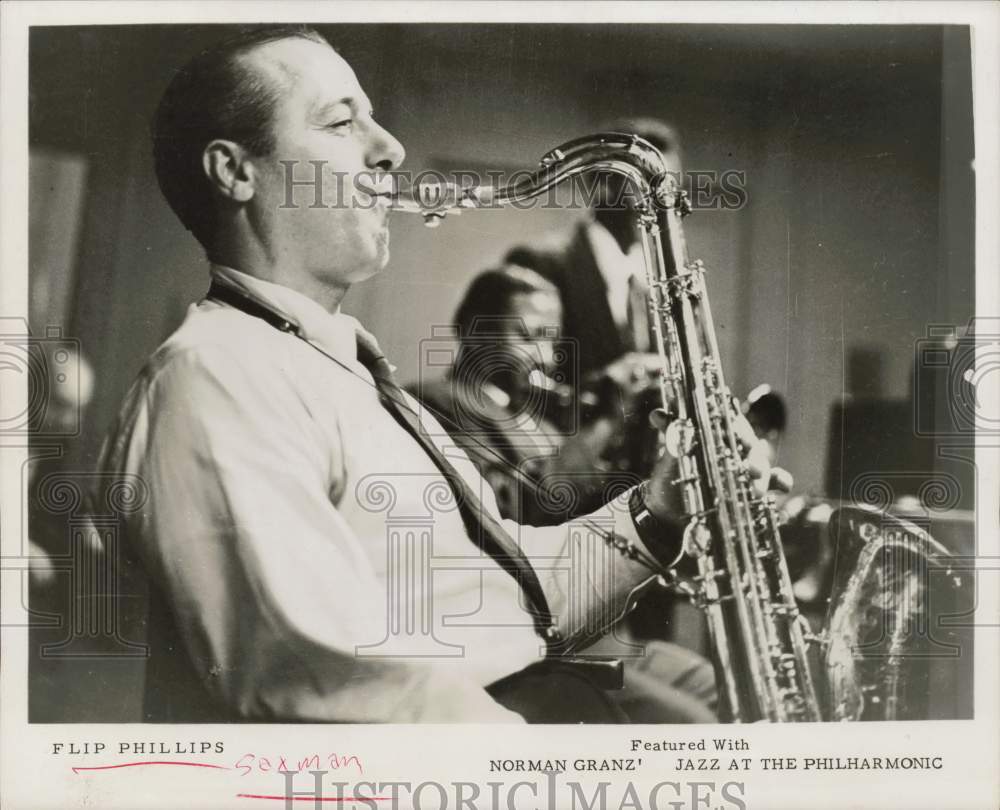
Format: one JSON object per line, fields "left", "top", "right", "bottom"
{"left": 327, "top": 119, "right": 353, "bottom": 131}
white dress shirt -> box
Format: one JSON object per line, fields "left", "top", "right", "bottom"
{"left": 97, "top": 264, "right": 656, "bottom": 723}
{"left": 585, "top": 220, "right": 648, "bottom": 331}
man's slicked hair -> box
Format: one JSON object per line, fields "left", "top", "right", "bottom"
{"left": 452, "top": 265, "right": 561, "bottom": 384}
{"left": 151, "top": 25, "right": 330, "bottom": 249}
{"left": 454, "top": 266, "right": 560, "bottom": 339}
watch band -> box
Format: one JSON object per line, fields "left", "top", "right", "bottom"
{"left": 628, "top": 482, "right": 685, "bottom": 568}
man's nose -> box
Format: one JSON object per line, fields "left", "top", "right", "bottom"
{"left": 367, "top": 120, "right": 406, "bottom": 172}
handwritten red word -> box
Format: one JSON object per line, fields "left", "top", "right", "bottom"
{"left": 235, "top": 753, "right": 364, "bottom": 777}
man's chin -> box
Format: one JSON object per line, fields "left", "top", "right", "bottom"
{"left": 347, "top": 248, "right": 391, "bottom": 283}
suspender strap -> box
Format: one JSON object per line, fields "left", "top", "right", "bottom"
{"left": 207, "top": 279, "right": 301, "bottom": 336}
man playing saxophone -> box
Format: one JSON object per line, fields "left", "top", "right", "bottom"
{"left": 97, "top": 25, "right": 781, "bottom": 723}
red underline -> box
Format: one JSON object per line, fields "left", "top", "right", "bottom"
{"left": 73, "top": 761, "right": 230, "bottom": 774}
{"left": 237, "top": 795, "right": 389, "bottom": 803}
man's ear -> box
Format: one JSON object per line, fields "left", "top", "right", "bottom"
{"left": 203, "top": 139, "right": 257, "bottom": 203}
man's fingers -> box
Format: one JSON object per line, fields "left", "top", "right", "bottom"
{"left": 744, "top": 456, "right": 792, "bottom": 494}
{"left": 732, "top": 409, "right": 758, "bottom": 451}
{"left": 648, "top": 405, "right": 793, "bottom": 496}
{"left": 648, "top": 407, "right": 672, "bottom": 431}
{"left": 745, "top": 438, "right": 769, "bottom": 476}
{"left": 770, "top": 467, "right": 794, "bottom": 493}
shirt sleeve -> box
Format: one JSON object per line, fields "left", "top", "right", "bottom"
{"left": 122, "top": 343, "right": 524, "bottom": 723}
{"left": 416, "top": 406, "right": 663, "bottom": 650}
{"left": 503, "top": 489, "right": 661, "bottom": 648}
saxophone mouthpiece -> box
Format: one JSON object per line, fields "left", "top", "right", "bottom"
{"left": 388, "top": 181, "right": 496, "bottom": 226}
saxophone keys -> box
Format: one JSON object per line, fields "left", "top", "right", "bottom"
{"left": 693, "top": 568, "right": 728, "bottom": 584}
{"left": 770, "top": 603, "right": 799, "bottom": 619}
{"left": 663, "top": 419, "right": 696, "bottom": 457}
{"left": 683, "top": 519, "right": 712, "bottom": 557}
{"left": 695, "top": 591, "right": 734, "bottom": 609}
{"left": 540, "top": 147, "right": 565, "bottom": 166}
{"left": 674, "top": 189, "right": 692, "bottom": 217}
{"left": 803, "top": 631, "right": 828, "bottom": 648}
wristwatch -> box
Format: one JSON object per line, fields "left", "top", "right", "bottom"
{"left": 628, "top": 481, "right": 685, "bottom": 568}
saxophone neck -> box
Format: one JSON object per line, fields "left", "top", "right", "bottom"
{"left": 388, "top": 132, "right": 675, "bottom": 227}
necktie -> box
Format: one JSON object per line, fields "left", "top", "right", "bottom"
{"left": 205, "top": 278, "right": 560, "bottom": 644}
{"left": 354, "top": 330, "right": 560, "bottom": 644}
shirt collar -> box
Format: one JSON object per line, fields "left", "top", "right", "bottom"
{"left": 209, "top": 264, "right": 363, "bottom": 368}
{"left": 585, "top": 220, "right": 645, "bottom": 288}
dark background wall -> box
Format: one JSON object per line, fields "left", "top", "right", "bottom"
{"left": 27, "top": 23, "right": 974, "bottom": 721}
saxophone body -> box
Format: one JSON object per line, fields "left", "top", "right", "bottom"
{"left": 394, "top": 133, "right": 965, "bottom": 722}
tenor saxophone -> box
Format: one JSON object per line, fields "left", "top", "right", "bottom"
{"left": 391, "top": 133, "right": 966, "bottom": 722}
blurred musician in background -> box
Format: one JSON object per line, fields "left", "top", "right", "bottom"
{"left": 416, "top": 265, "right": 661, "bottom": 526}
{"left": 742, "top": 384, "right": 832, "bottom": 606}
{"left": 506, "top": 118, "right": 680, "bottom": 391}
{"left": 414, "top": 265, "right": 717, "bottom": 722}
{"left": 743, "top": 383, "right": 787, "bottom": 467}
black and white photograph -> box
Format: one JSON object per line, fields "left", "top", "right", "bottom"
{"left": 2, "top": 2, "right": 998, "bottom": 809}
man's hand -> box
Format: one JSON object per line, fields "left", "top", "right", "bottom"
{"left": 641, "top": 406, "right": 793, "bottom": 525}
{"left": 730, "top": 406, "right": 794, "bottom": 497}
{"left": 600, "top": 352, "right": 662, "bottom": 394}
